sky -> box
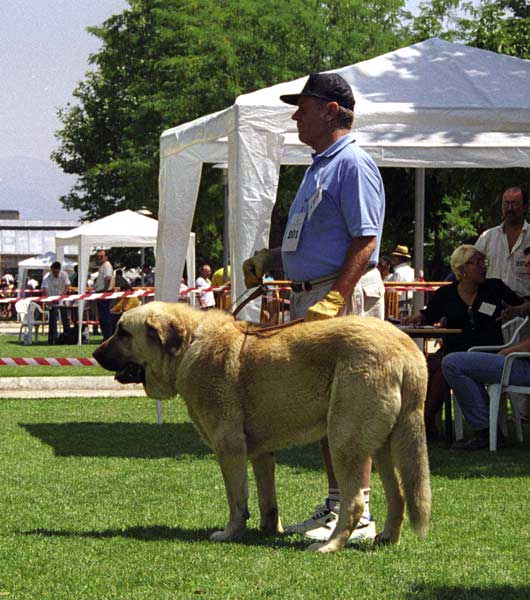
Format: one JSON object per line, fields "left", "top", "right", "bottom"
{"left": 0, "top": 0, "right": 420, "bottom": 167}
{"left": 0, "top": 0, "right": 126, "bottom": 163}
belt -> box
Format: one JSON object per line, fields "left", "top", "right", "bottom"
{"left": 290, "top": 263, "right": 377, "bottom": 293}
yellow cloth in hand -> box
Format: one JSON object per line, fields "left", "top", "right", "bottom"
{"left": 242, "top": 249, "right": 273, "bottom": 288}
{"left": 305, "top": 290, "right": 345, "bottom": 322}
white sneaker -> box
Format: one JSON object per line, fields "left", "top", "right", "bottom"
{"left": 305, "top": 515, "right": 376, "bottom": 543}
{"left": 284, "top": 503, "right": 338, "bottom": 534}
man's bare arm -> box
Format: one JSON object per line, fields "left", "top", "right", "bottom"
{"left": 331, "top": 236, "right": 377, "bottom": 298}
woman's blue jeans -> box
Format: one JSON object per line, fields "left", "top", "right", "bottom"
{"left": 442, "top": 352, "right": 530, "bottom": 431}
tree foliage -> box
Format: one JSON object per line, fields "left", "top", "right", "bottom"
{"left": 54, "top": 0, "right": 530, "bottom": 272}
{"left": 52, "top": 0, "right": 409, "bottom": 265}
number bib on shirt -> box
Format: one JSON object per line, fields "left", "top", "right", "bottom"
{"left": 282, "top": 212, "right": 306, "bottom": 252}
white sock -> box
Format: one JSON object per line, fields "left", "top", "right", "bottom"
{"left": 326, "top": 488, "right": 372, "bottom": 520}
{"left": 326, "top": 488, "right": 340, "bottom": 512}
{"left": 362, "top": 488, "right": 372, "bottom": 520}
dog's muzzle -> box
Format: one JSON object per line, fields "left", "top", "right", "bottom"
{"left": 115, "top": 363, "right": 146, "bottom": 384}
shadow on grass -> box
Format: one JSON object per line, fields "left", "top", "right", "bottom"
{"left": 427, "top": 443, "right": 530, "bottom": 479}
{"left": 20, "top": 421, "right": 325, "bottom": 469}
{"left": 23, "top": 525, "right": 374, "bottom": 551}
{"left": 21, "top": 420, "right": 530, "bottom": 478}
{"left": 406, "top": 583, "right": 530, "bottom": 600}
{"left": 20, "top": 422, "right": 211, "bottom": 459}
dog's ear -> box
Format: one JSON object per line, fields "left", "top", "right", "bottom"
{"left": 145, "top": 313, "right": 188, "bottom": 356}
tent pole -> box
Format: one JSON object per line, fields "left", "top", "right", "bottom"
{"left": 222, "top": 170, "right": 229, "bottom": 281}
{"left": 413, "top": 168, "right": 425, "bottom": 313}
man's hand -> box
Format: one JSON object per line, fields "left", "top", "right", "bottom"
{"left": 305, "top": 290, "right": 345, "bottom": 322}
{"left": 242, "top": 249, "right": 272, "bottom": 288}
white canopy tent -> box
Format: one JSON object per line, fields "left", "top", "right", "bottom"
{"left": 157, "top": 37, "right": 530, "bottom": 318}
{"left": 55, "top": 209, "right": 196, "bottom": 341}
{"left": 17, "top": 252, "right": 77, "bottom": 294}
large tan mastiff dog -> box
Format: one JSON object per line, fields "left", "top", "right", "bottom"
{"left": 93, "top": 301, "right": 431, "bottom": 553}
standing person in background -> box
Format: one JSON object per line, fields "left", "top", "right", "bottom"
{"left": 69, "top": 265, "right": 78, "bottom": 287}
{"left": 42, "top": 261, "right": 71, "bottom": 343}
{"left": 142, "top": 264, "right": 155, "bottom": 286}
{"left": 211, "top": 265, "right": 231, "bottom": 310}
{"left": 242, "top": 72, "right": 386, "bottom": 547}
{"left": 475, "top": 185, "right": 530, "bottom": 421}
{"left": 475, "top": 186, "right": 530, "bottom": 297}
{"left": 114, "top": 269, "right": 130, "bottom": 290}
{"left": 196, "top": 264, "right": 216, "bottom": 310}
{"left": 95, "top": 249, "right": 114, "bottom": 340}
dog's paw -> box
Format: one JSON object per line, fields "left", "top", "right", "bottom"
{"left": 374, "top": 532, "right": 393, "bottom": 546}
{"left": 210, "top": 527, "right": 246, "bottom": 542}
{"left": 306, "top": 542, "right": 339, "bottom": 554}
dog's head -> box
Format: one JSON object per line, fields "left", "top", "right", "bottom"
{"left": 93, "top": 301, "right": 199, "bottom": 398}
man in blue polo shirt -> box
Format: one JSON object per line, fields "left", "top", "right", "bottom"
{"left": 243, "top": 72, "right": 386, "bottom": 545}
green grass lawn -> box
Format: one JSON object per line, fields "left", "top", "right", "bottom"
{"left": 0, "top": 334, "right": 107, "bottom": 376}
{"left": 0, "top": 396, "right": 529, "bottom": 599}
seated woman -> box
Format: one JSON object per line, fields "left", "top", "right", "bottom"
{"left": 403, "top": 244, "right": 525, "bottom": 443}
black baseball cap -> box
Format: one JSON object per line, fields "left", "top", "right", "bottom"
{"left": 280, "top": 72, "right": 355, "bottom": 111}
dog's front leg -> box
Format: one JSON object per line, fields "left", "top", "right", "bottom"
{"left": 251, "top": 452, "right": 283, "bottom": 534}
{"left": 211, "top": 435, "right": 249, "bottom": 542}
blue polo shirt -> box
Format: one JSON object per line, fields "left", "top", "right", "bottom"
{"left": 281, "top": 133, "right": 385, "bottom": 282}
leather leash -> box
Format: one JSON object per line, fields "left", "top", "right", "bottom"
{"left": 231, "top": 283, "right": 305, "bottom": 336}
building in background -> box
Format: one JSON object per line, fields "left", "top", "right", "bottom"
{"left": 0, "top": 215, "right": 78, "bottom": 276}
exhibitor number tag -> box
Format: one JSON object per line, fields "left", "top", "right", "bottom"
{"left": 282, "top": 212, "right": 306, "bottom": 252}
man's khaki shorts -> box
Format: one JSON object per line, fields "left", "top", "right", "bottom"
{"left": 289, "top": 267, "right": 385, "bottom": 321}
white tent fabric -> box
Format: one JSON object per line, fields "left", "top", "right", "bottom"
{"left": 55, "top": 209, "right": 195, "bottom": 341}
{"left": 17, "top": 252, "right": 76, "bottom": 293}
{"left": 157, "top": 37, "right": 530, "bottom": 317}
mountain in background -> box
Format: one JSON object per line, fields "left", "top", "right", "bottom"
{"left": 0, "top": 156, "right": 83, "bottom": 222}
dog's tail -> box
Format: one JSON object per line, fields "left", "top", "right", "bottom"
{"left": 392, "top": 359, "right": 431, "bottom": 538}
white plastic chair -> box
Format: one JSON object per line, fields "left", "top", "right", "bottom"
{"left": 15, "top": 299, "right": 49, "bottom": 344}
{"left": 453, "top": 316, "right": 528, "bottom": 450}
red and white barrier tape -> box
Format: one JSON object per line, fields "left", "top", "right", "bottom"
{"left": 0, "top": 357, "right": 98, "bottom": 367}
{"left": 0, "top": 284, "right": 232, "bottom": 304}
{"left": 385, "top": 286, "right": 441, "bottom": 292}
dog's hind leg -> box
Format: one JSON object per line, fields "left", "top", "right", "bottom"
{"left": 307, "top": 445, "right": 367, "bottom": 553}
{"left": 251, "top": 452, "right": 283, "bottom": 534}
{"left": 210, "top": 432, "right": 250, "bottom": 542}
{"left": 373, "top": 438, "right": 405, "bottom": 545}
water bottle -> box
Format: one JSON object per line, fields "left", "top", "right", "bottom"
{"left": 23, "top": 331, "right": 29, "bottom": 345}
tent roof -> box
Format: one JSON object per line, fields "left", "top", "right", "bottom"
{"left": 56, "top": 209, "right": 158, "bottom": 247}
{"left": 18, "top": 252, "right": 76, "bottom": 270}
{"left": 161, "top": 37, "right": 530, "bottom": 168}
{"left": 238, "top": 37, "right": 530, "bottom": 112}
{"left": 156, "top": 38, "right": 530, "bottom": 312}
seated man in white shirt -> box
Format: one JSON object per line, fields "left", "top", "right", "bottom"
{"left": 388, "top": 245, "right": 415, "bottom": 316}
{"left": 42, "top": 261, "right": 71, "bottom": 343}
